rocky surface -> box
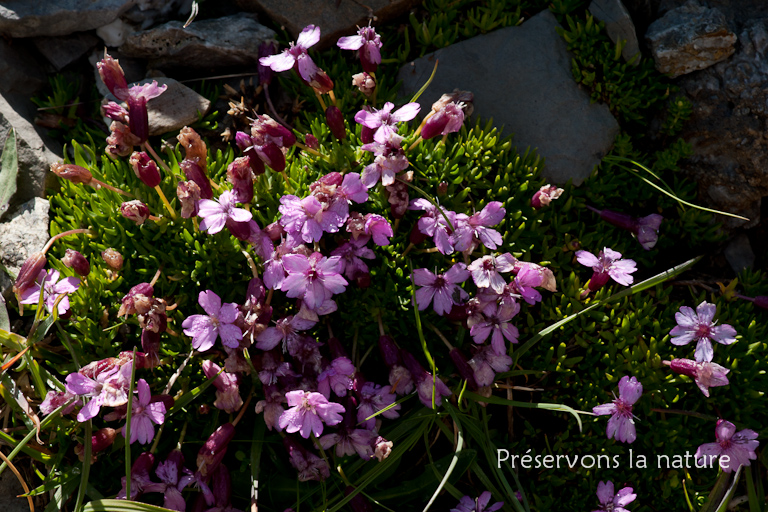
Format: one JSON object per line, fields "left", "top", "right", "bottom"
{"left": 0, "top": 471, "right": 27, "bottom": 512}
{"left": 0, "top": 0, "right": 135, "bottom": 38}
{"left": 645, "top": 0, "right": 736, "bottom": 77}
{"left": 120, "top": 14, "right": 276, "bottom": 70}
{"left": 398, "top": 10, "right": 619, "bottom": 186}
{"left": 589, "top": 0, "right": 641, "bottom": 62}
{"left": 33, "top": 33, "right": 100, "bottom": 71}
{"left": 724, "top": 233, "right": 755, "bottom": 274}
{"left": 0, "top": 39, "right": 47, "bottom": 96}
{"left": 0, "top": 198, "right": 50, "bottom": 295}
{"left": 675, "top": 18, "right": 768, "bottom": 227}
{"left": 144, "top": 78, "right": 211, "bottom": 136}
{"left": 235, "top": 0, "right": 420, "bottom": 49}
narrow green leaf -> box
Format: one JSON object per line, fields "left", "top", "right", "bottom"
{"left": 464, "top": 391, "right": 589, "bottom": 432}
{"left": 0, "top": 128, "right": 18, "bottom": 219}
{"left": 83, "top": 500, "right": 178, "bottom": 512}
{"left": 167, "top": 371, "right": 219, "bottom": 416}
{"left": 74, "top": 419, "right": 93, "bottom": 512}
{"left": 423, "top": 405, "right": 465, "bottom": 512}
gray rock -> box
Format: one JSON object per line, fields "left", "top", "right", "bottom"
{"left": 0, "top": 93, "right": 61, "bottom": 218}
{"left": 0, "top": 39, "right": 46, "bottom": 95}
{"left": 674, "top": 19, "right": 768, "bottom": 227}
{"left": 235, "top": 0, "right": 420, "bottom": 49}
{"left": 724, "top": 233, "right": 754, "bottom": 274}
{"left": 0, "top": 0, "right": 136, "bottom": 38}
{"left": 33, "top": 33, "right": 100, "bottom": 71}
{"left": 645, "top": 0, "right": 736, "bottom": 77}
{"left": 96, "top": 18, "right": 135, "bottom": 47}
{"left": 120, "top": 15, "right": 276, "bottom": 70}
{"left": 397, "top": 10, "right": 619, "bottom": 186}
{"left": 0, "top": 470, "right": 28, "bottom": 512}
{"left": 589, "top": 0, "right": 641, "bottom": 62}
{"left": 0, "top": 198, "right": 50, "bottom": 295}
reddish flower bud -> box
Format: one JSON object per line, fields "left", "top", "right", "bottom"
{"left": 97, "top": 53, "right": 129, "bottom": 101}
{"left": 437, "top": 181, "right": 448, "bottom": 196}
{"left": 12, "top": 252, "right": 47, "bottom": 296}
{"left": 378, "top": 335, "right": 400, "bottom": 368}
{"left": 421, "top": 102, "right": 464, "bottom": 140}
{"left": 355, "top": 272, "right": 371, "bottom": 289}
{"left": 120, "top": 200, "right": 150, "bottom": 225}
{"left": 226, "top": 156, "right": 254, "bottom": 204}
{"left": 531, "top": 185, "right": 564, "bottom": 209}
{"left": 50, "top": 163, "right": 93, "bottom": 184}
{"left": 178, "top": 127, "right": 208, "bottom": 171}
{"left": 305, "top": 133, "right": 319, "bottom": 150}
{"left": 177, "top": 180, "right": 201, "bottom": 218}
{"left": 180, "top": 160, "right": 212, "bottom": 199}
{"left": 92, "top": 427, "right": 118, "bottom": 452}
{"left": 448, "top": 348, "right": 478, "bottom": 390}
{"left": 141, "top": 328, "right": 161, "bottom": 364}
{"left": 409, "top": 221, "right": 429, "bottom": 245}
{"left": 351, "top": 72, "right": 375, "bottom": 97}
{"left": 118, "top": 282, "right": 153, "bottom": 317}
{"left": 101, "top": 248, "right": 123, "bottom": 270}
{"left": 755, "top": 296, "right": 768, "bottom": 310}
{"left": 62, "top": 249, "right": 90, "bottom": 277}
{"left": 197, "top": 423, "right": 236, "bottom": 478}
{"left": 226, "top": 218, "right": 252, "bottom": 241}
{"left": 129, "top": 151, "right": 161, "bottom": 188}
{"left": 309, "top": 68, "right": 334, "bottom": 95}
{"left": 325, "top": 106, "right": 346, "bottom": 140}
{"left": 264, "top": 221, "right": 284, "bottom": 241}
{"left": 360, "top": 125, "right": 374, "bottom": 144}
{"left": 127, "top": 95, "right": 149, "bottom": 143}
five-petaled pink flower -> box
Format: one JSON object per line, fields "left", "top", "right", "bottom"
{"left": 337, "top": 25, "right": 382, "bottom": 73}
{"left": 197, "top": 190, "right": 252, "bottom": 235}
{"left": 122, "top": 378, "right": 166, "bottom": 445}
{"left": 279, "top": 390, "right": 345, "bottom": 438}
{"left": 451, "top": 491, "right": 503, "bottom": 512}
{"left": 355, "top": 101, "right": 421, "bottom": 144}
{"left": 592, "top": 375, "right": 642, "bottom": 444}
{"left": 259, "top": 25, "right": 321, "bottom": 83}
{"left": 576, "top": 247, "right": 637, "bottom": 291}
{"left": 468, "top": 254, "right": 517, "bottom": 294}
{"left": 182, "top": 290, "right": 243, "bottom": 352}
{"left": 281, "top": 253, "right": 348, "bottom": 310}
{"left": 669, "top": 301, "right": 737, "bottom": 362}
{"left": 695, "top": 419, "right": 759, "bottom": 472}
{"left": 20, "top": 269, "right": 80, "bottom": 315}
{"left": 413, "top": 263, "right": 470, "bottom": 316}
{"left": 665, "top": 358, "right": 730, "bottom": 397}
{"left": 592, "top": 481, "right": 636, "bottom": 512}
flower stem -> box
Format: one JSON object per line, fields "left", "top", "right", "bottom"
{"left": 314, "top": 90, "right": 327, "bottom": 110}
{"left": 407, "top": 135, "right": 423, "bottom": 153}
{"left": 232, "top": 389, "right": 253, "bottom": 427}
{"left": 124, "top": 348, "right": 138, "bottom": 500}
{"left": 328, "top": 90, "right": 337, "bottom": 107}
{"left": 154, "top": 185, "right": 177, "bottom": 220}
{"left": 91, "top": 178, "right": 133, "bottom": 197}
{"left": 42, "top": 228, "right": 94, "bottom": 254}
{"left": 264, "top": 83, "right": 292, "bottom": 129}
{"left": 144, "top": 141, "right": 172, "bottom": 175}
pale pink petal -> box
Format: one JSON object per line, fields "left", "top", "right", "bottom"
{"left": 218, "top": 323, "right": 243, "bottom": 348}
{"left": 260, "top": 51, "right": 296, "bottom": 72}
{"left": 576, "top": 250, "right": 599, "bottom": 268}
{"left": 391, "top": 103, "right": 421, "bottom": 122}
{"left": 198, "top": 290, "right": 222, "bottom": 316}
{"left": 337, "top": 34, "right": 364, "bottom": 50}
{"left": 297, "top": 25, "right": 321, "bottom": 48}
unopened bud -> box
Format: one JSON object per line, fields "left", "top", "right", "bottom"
{"left": 360, "top": 125, "right": 374, "bottom": 144}
{"left": 197, "top": 423, "right": 236, "bottom": 477}
{"left": 92, "top": 427, "right": 117, "bottom": 453}
{"left": 177, "top": 180, "right": 201, "bottom": 218}
{"left": 309, "top": 68, "right": 334, "bottom": 95}
{"left": 226, "top": 157, "right": 254, "bottom": 204}
{"left": 531, "top": 185, "right": 564, "bottom": 209}
{"left": 378, "top": 335, "right": 400, "bottom": 368}
{"left": 126, "top": 96, "right": 149, "bottom": 143}
{"left": 448, "top": 348, "right": 478, "bottom": 390}
{"left": 264, "top": 222, "right": 284, "bottom": 241}
{"left": 355, "top": 272, "right": 371, "bottom": 289}
{"left": 668, "top": 358, "right": 698, "bottom": 379}
{"left": 351, "top": 72, "right": 375, "bottom": 97}
{"left": 305, "top": 134, "right": 319, "bottom": 150}
{"left": 97, "top": 54, "right": 128, "bottom": 101}
{"left": 755, "top": 296, "right": 768, "bottom": 310}
{"left": 437, "top": 182, "right": 448, "bottom": 196}
{"left": 13, "top": 252, "right": 46, "bottom": 296}
{"left": 325, "top": 106, "right": 346, "bottom": 140}
{"left": 51, "top": 163, "right": 92, "bottom": 185}
{"left": 120, "top": 200, "right": 150, "bottom": 225}
{"left": 129, "top": 151, "right": 161, "bottom": 188}
{"left": 62, "top": 249, "right": 90, "bottom": 277}
{"left": 180, "top": 160, "right": 212, "bottom": 199}
{"left": 226, "top": 218, "right": 252, "bottom": 241}
{"left": 101, "top": 248, "right": 123, "bottom": 270}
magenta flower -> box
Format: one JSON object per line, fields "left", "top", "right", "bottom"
{"left": 19, "top": 269, "right": 80, "bottom": 315}
{"left": 409, "top": 198, "right": 457, "bottom": 254}
{"left": 665, "top": 358, "right": 730, "bottom": 397}
{"left": 530, "top": 184, "right": 564, "bottom": 209}
{"left": 337, "top": 25, "right": 382, "bottom": 73}
{"left": 468, "top": 253, "right": 517, "bottom": 293}
{"left": 143, "top": 450, "right": 194, "bottom": 512}
{"left": 588, "top": 206, "right": 664, "bottom": 250}
{"left": 330, "top": 240, "right": 374, "bottom": 280}
{"left": 451, "top": 491, "right": 503, "bottom": 512}
{"left": 317, "top": 357, "right": 356, "bottom": 398}
{"left": 361, "top": 135, "right": 409, "bottom": 188}
{"left": 355, "top": 101, "right": 421, "bottom": 144}
{"left": 281, "top": 253, "right": 348, "bottom": 310}
{"left": 202, "top": 360, "right": 243, "bottom": 413}
{"left": 592, "top": 481, "right": 636, "bottom": 512}
{"left": 279, "top": 390, "right": 345, "bottom": 438}
{"left": 255, "top": 314, "right": 316, "bottom": 352}
{"left": 413, "top": 263, "right": 470, "bottom": 316}
{"left": 422, "top": 102, "right": 466, "bottom": 140}
{"left": 357, "top": 382, "right": 400, "bottom": 428}
{"left": 182, "top": 290, "right": 243, "bottom": 352}
{"left": 197, "top": 190, "right": 252, "bottom": 234}
{"left": 65, "top": 362, "right": 132, "bottom": 422}
{"left": 259, "top": 25, "right": 321, "bottom": 83}
{"left": 470, "top": 302, "right": 521, "bottom": 355}
{"left": 122, "top": 379, "right": 166, "bottom": 445}
{"left": 279, "top": 194, "right": 343, "bottom": 244}
{"left": 576, "top": 247, "right": 637, "bottom": 291}
{"left": 39, "top": 389, "right": 79, "bottom": 416}
{"left": 593, "top": 376, "right": 643, "bottom": 444}
{"left": 468, "top": 345, "right": 513, "bottom": 387}
{"left": 452, "top": 201, "right": 505, "bottom": 253}
{"left": 695, "top": 419, "right": 759, "bottom": 472}
{"left": 319, "top": 427, "right": 377, "bottom": 459}
{"left": 669, "top": 301, "right": 737, "bottom": 362}
{"left": 364, "top": 214, "right": 393, "bottom": 246}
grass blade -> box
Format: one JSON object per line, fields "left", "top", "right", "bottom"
{"left": 423, "top": 406, "right": 465, "bottom": 512}
{"left": 464, "top": 391, "right": 589, "bottom": 432}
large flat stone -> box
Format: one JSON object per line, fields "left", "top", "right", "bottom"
{"left": 33, "top": 32, "right": 100, "bottom": 71}
{"left": 120, "top": 15, "right": 276, "bottom": 70}
{"left": 397, "top": 10, "right": 619, "bottom": 186}
{"left": 0, "top": 198, "right": 50, "bottom": 295}
{"left": 0, "top": 0, "right": 135, "bottom": 38}
{"left": 235, "top": 0, "right": 420, "bottom": 49}
{"left": 589, "top": 0, "right": 641, "bottom": 63}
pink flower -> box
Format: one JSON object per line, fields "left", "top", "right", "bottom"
{"left": 695, "top": 420, "right": 759, "bottom": 473}
{"left": 592, "top": 376, "right": 643, "bottom": 444}
{"left": 422, "top": 102, "right": 466, "bottom": 140}
{"left": 357, "top": 382, "right": 400, "bottom": 428}
{"left": 665, "top": 358, "right": 730, "bottom": 397}
{"left": 468, "top": 254, "right": 517, "bottom": 293}
{"left": 409, "top": 198, "right": 457, "bottom": 255}
{"left": 669, "top": 301, "right": 737, "bottom": 362}
{"left": 143, "top": 450, "right": 194, "bottom": 512}
{"left": 202, "top": 360, "right": 243, "bottom": 413}
{"left": 317, "top": 357, "right": 356, "bottom": 398}
{"left": 281, "top": 253, "right": 348, "bottom": 310}
{"left": 279, "top": 195, "right": 343, "bottom": 244}
{"left": 259, "top": 25, "right": 321, "bottom": 83}
{"left": 122, "top": 379, "right": 166, "bottom": 445}
{"left": 530, "top": 185, "right": 563, "bottom": 209}
{"left": 451, "top": 491, "right": 503, "bottom": 512}
{"left": 182, "top": 290, "right": 243, "bottom": 352}
{"left": 469, "top": 302, "right": 520, "bottom": 355}
{"left": 279, "top": 390, "right": 345, "bottom": 438}
{"left": 65, "top": 362, "right": 132, "bottom": 422}
{"left": 197, "top": 190, "right": 252, "bottom": 234}
{"left": 337, "top": 25, "right": 382, "bottom": 73}
{"left": 592, "top": 481, "right": 636, "bottom": 512}
{"left": 330, "top": 240, "right": 374, "bottom": 280}
{"left": 413, "top": 263, "right": 470, "bottom": 316}
{"left": 255, "top": 313, "right": 316, "bottom": 352}
{"left": 588, "top": 206, "right": 663, "bottom": 250}
{"left": 19, "top": 269, "right": 80, "bottom": 315}
{"left": 355, "top": 101, "right": 421, "bottom": 144}
{"left": 468, "top": 346, "right": 513, "bottom": 387}
{"left": 452, "top": 202, "right": 505, "bottom": 253}
{"left": 576, "top": 247, "right": 637, "bottom": 291}
{"left": 364, "top": 214, "right": 393, "bottom": 246}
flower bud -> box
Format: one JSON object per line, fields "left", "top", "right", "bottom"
{"left": 101, "top": 248, "right": 123, "bottom": 270}
{"left": 421, "top": 102, "right": 464, "bottom": 140}
{"left": 531, "top": 185, "right": 564, "bottom": 209}
{"left": 103, "top": 101, "right": 128, "bottom": 123}
{"left": 129, "top": 151, "right": 161, "bottom": 188}
{"left": 97, "top": 53, "right": 128, "bottom": 101}
{"left": 264, "top": 222, "right": 284, "bottom": 241}
{"left": 12, "top": 252, "right": 47, "bottom": 296}
{"left": 180, "top": 160, "right": 212, "bottom": 199}
{"left": 178, "top": 127, "right": 208, "bottom": 171}
{"left": 309, "top": 68, "right": 334, "bottom": 95}
{"left": 197, "top": 423, "right": 236, "bottom": 477}
{"left": 177, "top": 180, "right": 201, "bottom": 218}
{"left": 51, "top": 163, "right": 92, "bottom": 184}
{"left": 118, "top": 282, "right": 154, "bottom": 317}
{"left": 668, "top": 358, "right": 698, "bottom": 379}
{"left": 226, "top": 156, "right": 254, "bottom": 204}
{"left": 755, "top": 296, "right": 768, "bottom": 310}
{"left": 409, "top": 221, "right": 429, "bottom": 245}
{"left": 126, "top": 96, "right": 149, "bottom": 143}
{"left": 355, "top": 272, "right": 371, "bottom": 289}
{"left": 448, "top": 348, "right": 478, "bottom": 390}
{"left": 351, "top": 72, "right": 375, "bottom": 97}
{"left": 62, "top": 249, "right": 90, "bottom": 277}
{"left": 138, "top": 298, "right": 167, "bottom": 333}
{"left": 235, "top": 131, "right": 266, "bottom": 176}
{"left": 92, "top": 427, "right": 117, "bottom": 452}
{"left": 305, "top": 133, "right": 319, "bottom": 150}
{"left": 226, "top": 218, "right": 252, "bottom": 241}
{"left": 431, "top": 90, "right": 474, "bottom": 117}
{"left": 378, "top": 335, "right": 400, "bottom": 368}
{"left": 141, "top": 328, "right": 161, "bottom": 363}
{"left": 437, "top": 181, "right": 448, "bottom": 196}
{"left": 374, "top": 436, "right": 393, "bottom": 461}
{"left": 106, "top": 121, "right": 140, "bottom": 158}
{"left": 360, "top": 125, "right": 374, "bottom": 144}
{"left": 325, "top": 106, "right": 346, "bottom": 140}
{"left": 120, "top": 200, "right": 150, "bottom": 225}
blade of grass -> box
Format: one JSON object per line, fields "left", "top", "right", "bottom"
{"left": 124, "top": 349, "right": 137, "bottom": 501}
{"left": 0, "top": 406, "right": 63, "bottom": 478}
{"left": 83, "top": 500, "right": 178, "bottom": 511}
{"left": 409, "top": 60, "right": 439, "bottom": 104}
{"left": 744, "top": 467, "right": 762, "bottom": 512}
{"left": 73, "top": 419, "right": 92, "bottom": 512}
{"left": 464, "top": 391, "right": 589, "bottom": 432}
{"left": 423, "top": 407, "right": 465, "bottom": 512}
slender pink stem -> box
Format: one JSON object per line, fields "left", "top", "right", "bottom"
{"left": 42, "top": 228, "right": 93, "bottom": 254}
